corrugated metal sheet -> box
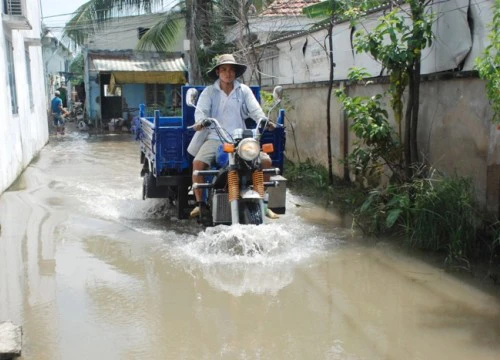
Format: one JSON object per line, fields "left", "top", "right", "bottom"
{"left": 91, "top": 57, "right": 187, "bottom": 73}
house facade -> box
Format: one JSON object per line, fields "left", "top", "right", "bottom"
{"left": 0, "top": 0, "right": 49, "bottom": 194}
{"left": 41, "top": 28, "right": 74, "bottom": 109}
{"left": 82, "top": 13, "right": 188, "bottom": 127}
{"left": 227, "top": 0, "right": 324, "bottom": 85}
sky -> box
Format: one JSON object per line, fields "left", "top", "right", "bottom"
{"left": 40, "top": 0, "right": 89, "bottom": 33}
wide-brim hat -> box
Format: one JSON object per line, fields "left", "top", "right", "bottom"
{"left": 207, "top": 54, "right": 247, "bottom": 80}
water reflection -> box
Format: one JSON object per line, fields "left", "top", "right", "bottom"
{"left": 198, "top": 263, "right": 295, "bottom": 297}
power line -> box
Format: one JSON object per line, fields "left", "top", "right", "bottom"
{"left": 42, "top": 12, "right": 78, "bottom": 19}
{"left": 41, "top": 0, "right": 179, "bottom": 20}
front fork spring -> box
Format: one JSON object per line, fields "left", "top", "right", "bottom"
{"left": 228, "top": 170, "right": 240, "bottom": 202}
{"left": 253, "top": 170, "right": 265, "bottom": 197}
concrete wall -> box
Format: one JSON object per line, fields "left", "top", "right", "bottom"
{"left": 0, "top": 0, "right": 49, "bottom": 195}
{"left": 280, "top": 76, "right": 497, "bottom": 211}
{"left": 86, "top": 14, "right": 185, "bottom": 52}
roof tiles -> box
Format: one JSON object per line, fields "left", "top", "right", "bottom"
{"left": 260, "top": 0, "right": 323, "bottom": 17}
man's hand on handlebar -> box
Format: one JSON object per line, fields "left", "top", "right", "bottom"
{"left": 265, "top": 121, "right": 277, "bottom": 131}
{"left": 192, "top": 123, "right": 203, "bottom": 131}
{"left": 190, "top": 118, "right": 213, "bottom": 131}
{"left": 258, "top": 117, "right": 281, "bottom": 131}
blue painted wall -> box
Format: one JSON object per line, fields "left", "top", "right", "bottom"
{"left": 88, "top": 75, "right": 100, "bottom": 123}
{"left": 122, "top": 84, "right": 145, "bottom": 111}
{"left": 121, "top": 84, "right": 145, "bottom": 119}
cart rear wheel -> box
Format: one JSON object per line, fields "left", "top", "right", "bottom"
{"left": 175, "top": 185, "right": 189, "bottom": 219}
{"left": 143, "top": 172, "right": 168, "bottom": 199}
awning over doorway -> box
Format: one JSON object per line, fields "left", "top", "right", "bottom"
{"left": 89, "top": 50, "right": 187, "bottom": 92}
{"left": 110, "top": 70, "right": 186, "bottom": 87}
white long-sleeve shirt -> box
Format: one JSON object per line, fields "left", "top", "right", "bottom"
{"left": 194, "top": 80, "right": 266, "bottom": 141}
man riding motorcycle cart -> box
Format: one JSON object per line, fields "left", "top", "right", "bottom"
{"left": 187, "top": 54, "right": 280, "bottom": 224}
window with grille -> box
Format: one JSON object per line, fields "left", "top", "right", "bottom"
{"left": 25, "top": 49, "right": 33, "bottom": 109}
{"left": 6, "top": 39, "right": 18, "bottom": 114}
{"left": 145, "top": 84, "right": 166, "bottom": 108}
{"left": 3, "top": 0, "right": 23, "bottom": 15}
{"left": 145, "top": 84, "right": 182, "bottom": 116}
{"left": 3, "top": 0, "right": 30, "bottom": 30}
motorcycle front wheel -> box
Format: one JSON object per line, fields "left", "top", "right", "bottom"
{"left": 239, "top": 201, "right": 263, "bottom": 225}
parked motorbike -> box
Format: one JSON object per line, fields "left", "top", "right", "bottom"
{"left": 67, "top": 102, "right": 84, "bottom": 123}
{"left": 186, "top": 86, "right": 285, "bottom": 226}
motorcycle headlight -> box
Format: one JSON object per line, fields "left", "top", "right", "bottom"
{"left": 237, "top": 138, "right": 260, "bottom": 161}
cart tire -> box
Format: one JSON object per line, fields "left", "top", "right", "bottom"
{"left": 143, "top": 172, "right": 162, "bottom": 199}
{"left": 143, "top": 173, "right": 153, "bottom": 199}
{"left": 176, "top": 185, "right": 189, "bottom": 219}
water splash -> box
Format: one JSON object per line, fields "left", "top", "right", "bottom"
{"left": 178, "top": 223, "right": 327, "bottom": 264}
{"left": 168, "top": 222, "right": 334, "bottom": 296}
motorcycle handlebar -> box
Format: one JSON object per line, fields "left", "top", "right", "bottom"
{"left": 201, "top": 118, "right": 213, "bottom": 128}
{"left": 187, "top": 118, "right": 233, "bottom": 143}
{"left": 256, "top": 117, "right": 283, "bottom": 130}
{"left": 187, "top": 118, "right": 215, "bottom": 129}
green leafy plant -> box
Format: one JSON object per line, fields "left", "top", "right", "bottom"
{"left": 336, "top": 68, "right": 403, "bottom": 185}
{"left": 475, "top": 0, "right": 500, "bottom": 123}
{"left": 355, "top": 168, "right": 482, "bottom": 265}
{"left": 260, "top": 89, "right": 294, "bottom": 119}
{"left": 69, "top": 53, "right": 84, "bottom": 84}
{"left": 284, "top": 158, "right": 364, "bottom": 212}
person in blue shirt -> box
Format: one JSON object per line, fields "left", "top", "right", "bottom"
{"left": 51, "top": 90, "right": 69, "bottom": 135}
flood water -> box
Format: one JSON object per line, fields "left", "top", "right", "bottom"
{"left": 1, "top": 129, "right": 499, "bottom": 360}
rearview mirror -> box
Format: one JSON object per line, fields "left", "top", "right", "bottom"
{"left": 186, "top": 88, "right": 198, "bottom": 107}
{"left": 272, "top": 86, "right": 283, "bottom": 101}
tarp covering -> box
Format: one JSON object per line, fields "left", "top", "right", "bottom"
{"left": 91, "top": 56, "right": 186, "bottom": 73}
{"left": 90, "top": 52, "right": 187, "bottom": 88}
{"left": 111, "top": 71, "right": 186, "bottom": 86}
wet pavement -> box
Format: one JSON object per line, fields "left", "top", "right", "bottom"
{"left": 0, "top": 128, "right": 499, "bottom": 359}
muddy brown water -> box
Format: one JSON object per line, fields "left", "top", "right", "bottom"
{"left": 0, "top": 129, "right": 499, "bottom": 360}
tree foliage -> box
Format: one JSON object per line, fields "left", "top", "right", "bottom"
{"left": 354, "top": 1, "right": 433, "bottom": 174}
{"left": 329, "top": 1, "right": 433, "bottom": 184}
{"left": 62, "top": 0, "right": 276, "bottom": 84}
{"left": 136, "top": 11, "right": 184, "bottom": 51}
{"left": 475, "top": 0, "right": 500, "bottom": 123}
{"left": 69, "top": 53, "right": 85, "bottom": 83}
{"left": 63, "top": 0, "right": 161, "bottom": 46}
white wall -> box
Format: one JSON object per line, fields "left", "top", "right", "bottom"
{"left": 43, "top": 44, "right": 70, "bottom": 74}
{"left": 86, "top": 13, "right": 186, "bottom": 52}
{"left": 263, "top": 0, "right": 494, "bottom": 84}
{"left": 0, "top": 0, "right": 49, "bottom": 194}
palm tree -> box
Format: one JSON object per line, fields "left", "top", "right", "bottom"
{"left": 63, "top": 0, "right": 214, "bottom": 83}
{"left": 63, "top": 1, "right": 277, "bottom": 84}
